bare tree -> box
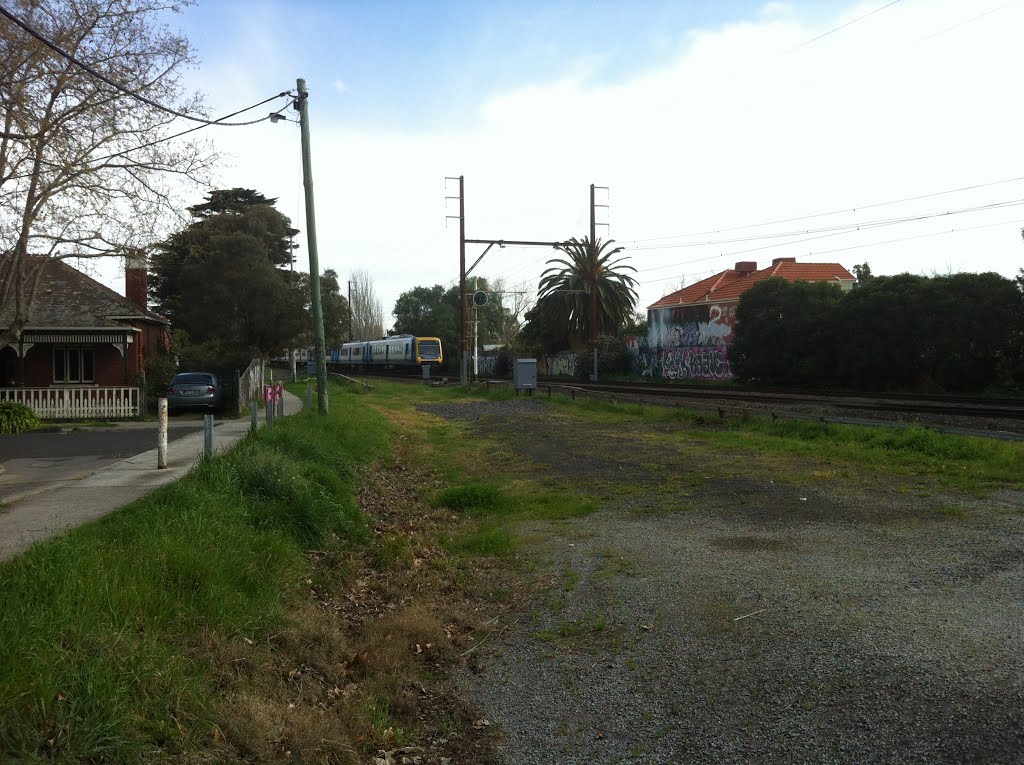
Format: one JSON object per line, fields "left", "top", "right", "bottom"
{"left": 348, "top": 268, "right": 384, "bottom": 340}
{"left": 490, "top": 276, "right": 533, "bottom": 345}
{"left": 0, "top": 0, "right": 220, "bottom": 346}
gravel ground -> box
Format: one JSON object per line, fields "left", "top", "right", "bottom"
{"left": 418, "top": 399, "right": 1024, "bottom": 765}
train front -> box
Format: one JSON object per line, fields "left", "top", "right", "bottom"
{"left": 414, "top": 337, "right": 443, "bottom": 365}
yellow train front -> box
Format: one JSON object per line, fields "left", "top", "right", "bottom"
{"left": 328, "top": 335, "right": 443, "bottom": 370}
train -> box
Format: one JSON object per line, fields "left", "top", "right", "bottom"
{"left": 284, "top": 335, "right": 443, "bottom": 370}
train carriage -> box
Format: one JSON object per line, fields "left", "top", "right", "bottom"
{"left": 328, "top": 335, "right": 442, "bottom": 371}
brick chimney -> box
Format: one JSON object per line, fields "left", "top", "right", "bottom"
{"left": 125, "top": 250, "right": 148, "bottom": 311}
{"left": 772, "top": 257, "right": 797, "bottom": 266}
{"left": 735, "top": 261, "right": 757, "bottom": 273}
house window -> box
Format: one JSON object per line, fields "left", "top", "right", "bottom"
{"left": 53, "top": 347, "right": 95, "bottom": 383}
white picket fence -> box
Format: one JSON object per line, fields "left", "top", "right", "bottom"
{"left": 0, "top": 386, "right": 140, "bottom": 419}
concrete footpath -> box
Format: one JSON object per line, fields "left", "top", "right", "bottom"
{"left": 0, "top": 389, "right": 304, "bottom": 562}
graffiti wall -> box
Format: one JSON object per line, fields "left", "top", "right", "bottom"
{"left": 640, "top": 303, "right": 736, "bottom": 381}
{"left": 542, "top": 352, "right": 577, "bottom": 377}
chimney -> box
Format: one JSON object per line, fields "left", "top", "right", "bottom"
{"left": 771, "top": 257, "right": 797, "bottom": 266}
{"left": 735, "top": 261, "right": 757, "bottom": 273}
{"left": 125, "top": 249, "right": 148, "bottom": 311}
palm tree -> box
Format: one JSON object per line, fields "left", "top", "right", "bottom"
{"left": 538, "top": 237, "right": 638, "bottom": 345}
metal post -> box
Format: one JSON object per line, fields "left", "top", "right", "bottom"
{"left": 473, "top": 275, "right": 479, "bottom": 380}
{"left": 278, "top": 390, "right": 285, "bottom": 418}
{"left": 203, "top": 414, "right": 214, "bottom": 456}
{"left": 250, "top": 401, "right": 258, "bottom": 431}
{"left": 590, "top": 183, "right": 598, "bottom": 382}
{"left": 296, "top": 77, "right": 329, "bottom": 415}
{"left": 459, "top": 175, "right": 467, "bottom": 386}
{"left": 157, "top": 398, "right": 168, "bottom": 468}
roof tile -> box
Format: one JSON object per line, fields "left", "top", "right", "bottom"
{"left": 0, "top": 256, "right": 167, "bottom": 329}
{"left": 648, "top": 261, "right": 855, "bottom": 309}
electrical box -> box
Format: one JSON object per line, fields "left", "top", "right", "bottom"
{"left": 513, "top": 358, "right": 537, "bottom": 390}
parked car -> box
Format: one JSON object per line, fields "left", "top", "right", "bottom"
{"left": 166, "top": 372, "right": 224, "bottom": 414}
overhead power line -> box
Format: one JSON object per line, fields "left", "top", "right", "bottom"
{"left": 636, "top": 217, "right": 1024, "bottom": 287}
{"left": 90, "top": 94, "right": 295, "bottom": 163}
{"left": 922, "top": 3, "right": 1009, "bottom": 41}
{"left": 628, "top": 198, "right": 1024, "bottom": 264}
{"left": 792, "top": 0, "right": 903, "bottom": 50}
{"left": 623, "top": 173, "right": 1024, "bottom": 246}
{"left": 0, "top": 3, "right": 287, "bottom": 127}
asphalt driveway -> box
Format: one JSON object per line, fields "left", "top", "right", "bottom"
{"left": 0, "top": 425, "right": 200, "bottom": 503}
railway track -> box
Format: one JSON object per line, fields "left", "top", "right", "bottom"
{"left": 539, "top": 381, "right": 1024, "bottom": 421}
{"left": 334, "top": 369, "right": 1024, "bottom": 438}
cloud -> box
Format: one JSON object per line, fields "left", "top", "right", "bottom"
{"left": 97, "top": 0, "right": 1024, "bottom": 326}
{"left": 333, "top": 79, "right": 347, "bottom": 95}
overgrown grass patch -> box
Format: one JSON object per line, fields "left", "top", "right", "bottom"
{"left": 0, "top": 381, "right": 390, "bottom": 763}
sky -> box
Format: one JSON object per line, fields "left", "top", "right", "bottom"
{"left": 98, "top": 0, "right": 1024, "bottom": 328}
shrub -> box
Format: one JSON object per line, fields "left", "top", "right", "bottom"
{"left": 0, "top": 401, "right": 40, "bottom": 433}
{"left": 574, "top": 335, "right": 633, "bottom": 378}
{"left": 494, "top": 350, "right": 515, "bottom": 379}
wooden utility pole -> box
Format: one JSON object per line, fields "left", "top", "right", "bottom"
{"left": 296, "top": 77, "right": 329, "bottom": 414}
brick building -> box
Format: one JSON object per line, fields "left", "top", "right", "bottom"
{"left": 0, "top": 253, "right": 169, "bottom": 414}
{"left": 641, "top": 257, "right": 855, "bottom": 381}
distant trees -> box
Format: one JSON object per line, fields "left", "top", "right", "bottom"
{"left": 391, "top": 284, "right": 457, "bottom": 350}
{"left": 348, "top": 269, "right": 385, "bottom": 340}
{"left": 392, "top": 277, "right": 516, "bottom": 370}
{"left": 291, "top": 268, "right": 350, "bottom": 349}
{"left": 731, "top": 272, "right": 1024, "bottom": 393}
{"left": 150, "top": 189, "right": 307, "bottom": 366}
{"left": 0, "top": 0, "right": 216, "bottom": 347}
{"left": 852, "top": 263, "right": 873, "bottom": 284}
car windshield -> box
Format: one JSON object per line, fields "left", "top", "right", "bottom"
{"left": 172, "top": 373, "right": 214, "bottom": 386}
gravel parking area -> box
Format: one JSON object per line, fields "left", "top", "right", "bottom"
{"left": 419, "top": 399, "right": 1024, "bottom": 765}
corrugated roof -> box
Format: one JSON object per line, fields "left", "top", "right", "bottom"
{"left": 0, "top": 256, "right": 168, "bottom": 329}
{"left": 648, "top": 260, "right": 855, "bottom": 309}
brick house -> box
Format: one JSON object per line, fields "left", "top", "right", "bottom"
{"left": 640, "top": 257, "right": 855, "bottom": 381}
{"left": 0, "top": 253, "right": 169, "bottom": 417}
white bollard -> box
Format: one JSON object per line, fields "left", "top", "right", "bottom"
{"left": 157, "top": 398, "right": 168, "bottom": 469}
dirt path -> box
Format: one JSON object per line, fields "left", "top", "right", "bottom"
{"left": 422, "top": 400, "right": 1024, "bottom": 765}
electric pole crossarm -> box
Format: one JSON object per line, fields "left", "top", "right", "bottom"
{"left": 465, "top": 239, "right": 567, "bottom": 247}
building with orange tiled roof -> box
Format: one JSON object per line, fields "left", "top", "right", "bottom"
{"left": 639, "top": 258, "right": 855, "bottom": 380}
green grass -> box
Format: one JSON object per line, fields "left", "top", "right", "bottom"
{"left": 545, "top": 393, "right": 1024, "bottom": 493}
{"left": 534, "top": 612, "right": 609, "bottom": 641}
{"left": 0, "top": 381, "right": 390, "bottom": 763}
{"left": 446, "top": 524, "right": 515, "bottom": 557}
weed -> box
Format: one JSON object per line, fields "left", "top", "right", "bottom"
{"left": 434, "top": 483, "right": 504, "bottom": 514}
{"left": 535, "top": 612, "right": 609, "bottom": 641}
{"left": 447, "top": 526, "right": 515, "bottom": 557}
